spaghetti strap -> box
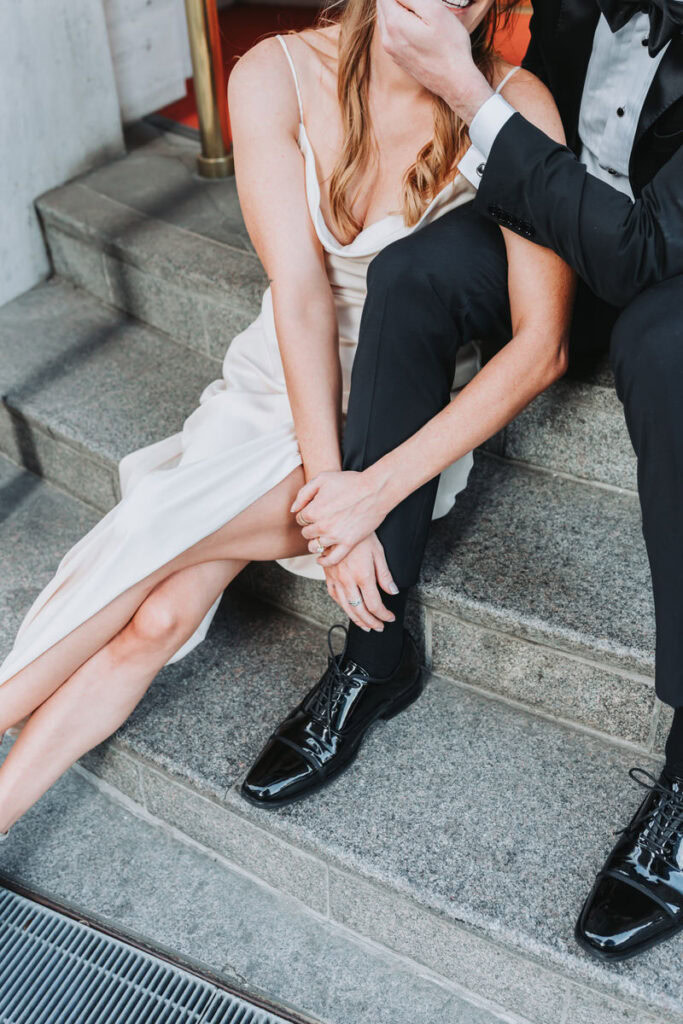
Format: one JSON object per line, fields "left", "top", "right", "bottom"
{"left": 495, "top": 65, "right": 521, "bottom": 94}
{"left": 276, "top": 35, "right": 305, "bottom": 124}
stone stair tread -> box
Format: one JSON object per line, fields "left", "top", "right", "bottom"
{"left": 83, "top": 129, "right": 254, "bottom": 254}
{"left": 0, "top": 278, "right": 219, "bottom": 467}
{"left": 420, "top": 454, "right": 653, "bottom": 674}
{"left": 0, "top": 457, "right": 676, "bottom": 1022}
{"left": 110, "top": 594, "right": 678, "bottom": 1019}
{"left": 0, "top": 747, "right": 500, "bottom": 1024}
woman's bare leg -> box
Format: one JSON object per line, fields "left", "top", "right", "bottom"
{"left": 0, "top": 558, "right": 247, "bottom": 832}
{"left": 0, "top": 467, "right": 307, "bottom": 735}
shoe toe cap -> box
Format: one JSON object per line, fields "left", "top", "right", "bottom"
{"left": 242, "top": 738, "right": 316, "bottom": 805}
{"left": 577, "top": 876, "right": 671, "bottom": 957}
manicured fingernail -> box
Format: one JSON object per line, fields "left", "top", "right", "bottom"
{"left": 363, "top": 626, "right": 371, "bottom": 633}
{"left": 389, "top": 582, "right": 399, "bottom": 594}
{"left": 388, "top": 615, "right": 396, "bottom": 622}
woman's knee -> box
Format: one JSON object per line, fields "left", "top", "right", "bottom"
{"left": 126, "top": 589, "right": 189, "bottom": 652}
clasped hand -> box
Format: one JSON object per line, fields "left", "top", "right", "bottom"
{"left": 291, "top": 471, "right": 399, "bottom": 632}
{"left": 292, "top": 469, "right": 386, "bottom": 565}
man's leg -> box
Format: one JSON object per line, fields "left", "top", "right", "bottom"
{"left": 242, "top": 203, "right": 511, "bottom": 808}
{"left": 342, "top": 202, "right": 512, "bottom": 676}
{"left": 577, "top": 274, "right": 683, "bottom": 961}
{"left": 610, "top": 274, "right": 683, "bottom": 711}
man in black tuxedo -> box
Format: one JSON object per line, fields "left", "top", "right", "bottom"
{"left": 365, "top": 0, "right": 683, "bottom": 961}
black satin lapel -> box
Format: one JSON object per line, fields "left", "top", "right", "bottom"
{"left": 635, "top": 35, "right": 683, "bottom": 144}
{"left": 553, "top": 0, "right": 601, "bottom": 150}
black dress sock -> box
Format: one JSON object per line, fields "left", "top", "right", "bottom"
{"left": 665, "top": 705, "right": 683, "bottom": 778}
{"left": 344, "top": 589, "right": 410, "bottom": 679}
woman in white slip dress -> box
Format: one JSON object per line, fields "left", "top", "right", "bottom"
{"left": 0, "top": 0, "right": 574, "bottom": 829}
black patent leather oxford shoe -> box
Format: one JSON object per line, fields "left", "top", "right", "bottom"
{"left": 241, "top": 626, "right": 422, "bottom": 808}
{"left": 576, "top": 767, "right": 683, "bottom": 961}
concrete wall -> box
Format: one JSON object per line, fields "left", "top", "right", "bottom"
{"left": 104, "top": 0, "right": 191, "bottom": 123}
{"left": 0, "top": 0, "right": 124, "bottom": 308}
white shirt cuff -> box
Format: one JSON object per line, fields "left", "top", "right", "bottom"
{"left": 470, "top": 93, "right": 517, "bottom": 156}
{"left": 457, "top": 144, "right": 487, "bottom": 189}
{"left": 457, "top": 94, "right": 516, "bottom": 189}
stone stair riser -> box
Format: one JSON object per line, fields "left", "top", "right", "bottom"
{"left": 501, "top": 381, "right": 637, "bottom": 492}
{"left": 79, "top": 747, "right": 677, "bottom": 1024}
{"left": 38, "top": 191, "right": 266, "bottom": 363}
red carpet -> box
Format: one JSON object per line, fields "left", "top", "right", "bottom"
{"left": 157, "top": 3, "right": 531, "bottom": 133}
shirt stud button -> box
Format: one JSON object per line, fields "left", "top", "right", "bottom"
{"left": 607, "top": 167, "right": 618, "bottom": 175}
{"left": 476, "top": 162, "right": 485, "bottom": 176}
{"left": 642, "top": 36, "right": 649, "bottom": 45}
{"left": 617, "top": 107, "right": 625, "bottom": 117}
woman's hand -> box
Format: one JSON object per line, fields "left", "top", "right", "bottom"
{"left": 322, "top": 534, "right": 399, "bottom": 631}
{"left": 291, "top": 470, "right": 393, "bottom": 567}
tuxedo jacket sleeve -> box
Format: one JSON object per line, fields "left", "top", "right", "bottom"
{"left": 474, "top": 113, "right": 683, "bottom": 308}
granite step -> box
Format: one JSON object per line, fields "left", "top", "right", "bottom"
{"left": 36, "top": 129, "right": 267, "bottom": 366}
{"left": 35, "top": 128, "right": 637, "bottom": 492}
{"left": 0, "top": 281, "right": 663, "bottom": 751}
{"left": 0, "top": 747, "right": 508, "bottom": 1024}
{"left": 0, "top": 458, "right": 677, "bottom": 1024}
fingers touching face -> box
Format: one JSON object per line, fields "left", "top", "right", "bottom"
{"left": 441, "top": 0, "right": 496, "bottom": 33}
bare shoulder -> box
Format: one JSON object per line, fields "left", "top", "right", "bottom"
{"left": 495, "top": 65, "right": 566, "bottom": 146}
{"left": 229, "top": 27, "right": 338, "bottom": 127}
{"left": 228, "top": 37, "right": 300, "bottom": 131}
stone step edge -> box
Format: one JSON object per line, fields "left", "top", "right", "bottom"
{"left": 0, "top": 395, "right": 659, "bottom": 751}
{"left": 72, "top": 763, "right": 531, "bottom": 1024}
{"left": 241, "top": 580, "right": 663, "bottom": 757}
{"left": 77, "top": 746, "right": 678, "bottom": 1024}
{"left": 36, "top": 185, "right": 265, "bottom": 306}
{"left": 235, "top": 571, "right": 661, "bottom": 753}
{"left": 37, "top": 181, "right": 260, "bottom": 274}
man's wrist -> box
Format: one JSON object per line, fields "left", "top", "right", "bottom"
{"left": 443, "top": 68, "right": 494, "bottom": 126}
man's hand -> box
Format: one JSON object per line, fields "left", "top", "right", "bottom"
{"left": 376, "top": 0, "right": 494, "bottom": 123}
{"left": 292, "top": 469, "right": 396, "bottom": 568}
{"left": 322, "top": 534, "right": 399, "bottom": 632}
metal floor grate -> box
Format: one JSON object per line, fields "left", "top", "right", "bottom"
{"left": 0, "top": 889, "right": 298, "bottom": 1024}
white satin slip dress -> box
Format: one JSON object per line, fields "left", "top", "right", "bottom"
{"left": 0, "top": 40, "right": 519, "bottom": 686}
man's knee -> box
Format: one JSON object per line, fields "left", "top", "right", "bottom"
{"left": 610, "top": 276, "right": 683, "bottom": 399}
{"left": 366, "top": 203, "right": 508, "bottom": 314}
{"left": 366, "top": 231, "right": 433, "bottom": 299}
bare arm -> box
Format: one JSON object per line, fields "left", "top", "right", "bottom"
{"left": 230, "top": 40, "right": 399, "bottom": 630}
{"left": 229, "top": 39, "right": 342, "bottom": 479}
{"left": 294, "top": 74, "right": 576, "bottom": 564}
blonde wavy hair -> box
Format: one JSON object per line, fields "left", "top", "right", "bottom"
{"left": 317, "top": 0, "right": 521, "bottom": 242}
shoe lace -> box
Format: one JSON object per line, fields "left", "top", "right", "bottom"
{"left": 614, "top": 767, "right": 683, "bottom": 860}
{"left": 307, "top": 625, "right": 352, "bottom": 730}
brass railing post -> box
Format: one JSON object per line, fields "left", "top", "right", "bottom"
{"left": 184, "top": 0, "right": 233, "bottom": 178}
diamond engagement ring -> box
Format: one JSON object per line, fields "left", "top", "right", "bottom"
{"left": 314, "top": 541, "right": 325, "bottom": 555}
{"left": 349, "top": 597, "right": 363, "bottom": 607}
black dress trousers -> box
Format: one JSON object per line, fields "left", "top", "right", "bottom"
{"left": 610, "top": 274, "right": 683, "bottom": 707}
{"left": 342, "top": 202, "right": 512, "bottom": 590}
{"left": 343, "top": 194, "right": 683, "bottom": 706}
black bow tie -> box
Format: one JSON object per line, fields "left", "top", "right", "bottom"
{"left": 598, "top": 0, "right": 683, "bottom": 54}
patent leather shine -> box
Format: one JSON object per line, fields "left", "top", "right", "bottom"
{"left": 576, "top": 769, "right": 683, "bottom": 960}
{"left": 241, "top": 629, "right": 422, "bottom": 808}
